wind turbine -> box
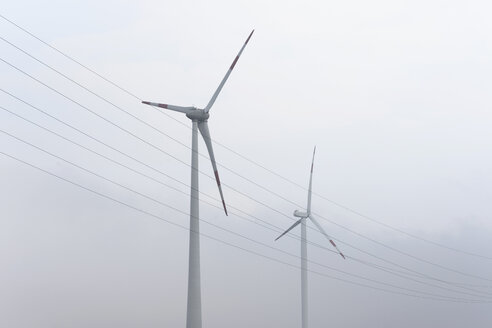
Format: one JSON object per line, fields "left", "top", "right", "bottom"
{"left": 142, "top": 30, "right": 254, "bottom": 328}
{"left": 275, "top": 147, "right": 345, "bottom": 328}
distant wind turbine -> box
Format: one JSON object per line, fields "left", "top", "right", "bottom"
{"left": 275, "top": 147, "right": 345, "bottom": 328}
{"left": 142, "top": 30, "right": 254, "bottom": 328}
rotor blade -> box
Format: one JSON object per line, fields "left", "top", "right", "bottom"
{"left": 197, "top": 121, "right": 228, "bottom": 215}
{"left": 204, "top": 30, "right": 254, "bottom": 113}
{"left": 307, "top": 146, "right": 316, "bottom": 215}
{"left": 142, "top": 101, "right": 195, "bottom": 114}
{"left": 309, "top": 215, "right": 345, "bottom": 259}
{"left": 275, "top": 218, "right": 303, "bottom": 241}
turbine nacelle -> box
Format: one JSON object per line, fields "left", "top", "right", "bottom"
{"left": 294, "top": 210, "right": 308, "bottom": 218}
{"left": 186, "top": 108, "right": 209, "bottom": 121}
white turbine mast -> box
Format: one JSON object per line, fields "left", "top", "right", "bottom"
{"left": 142, "top": 30, "right": 254, "bottom": 328}
{"left": 275, "top": 147, "right": 345, "bottom": 328}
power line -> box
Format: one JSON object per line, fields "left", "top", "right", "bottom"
{"left": 4, "top": 53, "right": 490, "bottom": 284}
{"left": 1, "top": 13, "right": 488, "bottom": 261}
{"left": 0, "top": 56, "right": 301, "bottom": 232}
{"left": 314, "top": 211, "right": 492, "bottom": 282}
{"left": 1, "top": 18, "right": 491, "bottom": 283}
{"left": 0, "top": 101, "right": 287, "bottom": 238}
{"left": 2, "top": 97, "right": 490, "bottom": 298}
{"left": 0, "top": 90, "right": 334, "bottom": 255}
{"left": 0, "top": 143, "right": 488, "bottom": 304}
{"left": 0, "top": 14, "right": 141, "bottom": 100}
{"left": 2, "top": 127, "right": 480, "bottom": 301}
{"left": 0, "top": 57, "right": 338, "bottom": 250}
{"left": 2, "top": 47, "right": 491, "bottom": 284}
{"left": 1, "top": 29, "right": 489, "bottom": 269}
{"left": 0, "top": 34, "right": 199, "bottom": 160}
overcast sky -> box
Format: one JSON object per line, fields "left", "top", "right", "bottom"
{"left": 1, "top": 1, "right": 492, "bottom": 327}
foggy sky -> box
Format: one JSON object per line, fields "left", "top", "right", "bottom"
{"left": 1, "top": 1, "right": 492, "bottom": 327}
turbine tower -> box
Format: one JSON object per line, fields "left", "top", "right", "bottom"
{"left": 142, "top": 30, "right": 254, "bottom": 328}
{"left": 275, "top": 147, "right": 345, "bottom": 328}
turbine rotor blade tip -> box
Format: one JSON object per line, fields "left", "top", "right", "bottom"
{"left": 329, "top": 239, "right": 346, "bottom": 259}
{"left": 222, "top": 199, "right": 228, "bottom": 216}
{"left": 246, "top": 30, "right": 255, "bottom": 43}
{"left": 204, "top": 29, "right": 254, "bottom": 112}
{"left": 141, "top": 101, "right": 169, "bottom": 109}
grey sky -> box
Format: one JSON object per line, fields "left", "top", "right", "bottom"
{"left": 1, "top": 1, "right": 492, "bottom": 327}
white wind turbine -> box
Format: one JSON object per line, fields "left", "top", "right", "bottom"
{"left": 275, "top": 147, "right": 345, "bottom": 328}
{"left": 142, "top": 30, "right": 254, "bottom": 328}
